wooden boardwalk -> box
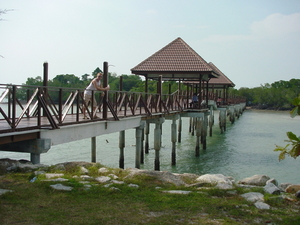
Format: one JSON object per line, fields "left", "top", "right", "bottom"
{"left": 0, "top": 84, "right": 246, "bottom": 168}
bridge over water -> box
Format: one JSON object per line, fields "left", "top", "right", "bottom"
{"left": 0, "top": 82, "right": 245, "bottom": 170}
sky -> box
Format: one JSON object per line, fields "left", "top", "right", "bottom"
{"left": 1, "top": 0, "right": 300, "bottom": 89}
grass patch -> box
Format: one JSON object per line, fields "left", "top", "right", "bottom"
{"left": 1, "top": 168, "right": 300, "bottom": 225}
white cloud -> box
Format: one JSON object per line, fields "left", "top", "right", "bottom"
{"left": 204, "top": 13, "right": 300, "bottom": 43}
{"left": 251, "top": 13, "right": 300, "bottom": 38}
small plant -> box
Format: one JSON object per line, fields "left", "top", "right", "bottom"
{"left": 274, "top": 95, "right": 300, "bottom": 160}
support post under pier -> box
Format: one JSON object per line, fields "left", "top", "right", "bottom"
{"left": 154, "top": 118, "right": 164, "bottom": 171}
{"left": 145, "top": 122, "right": 150, "bottom": 154}
{"left": 119, "top": 130, "right": 125, "bottom": 169}
{"left": 91, "top": 137, "right": 96, "bottom": 163}
{"left": 178, "top": 116, "right": 182, "bottom": 143}
{"left": 195, "top": 118, "right": 201, "bottom": 157}
{"left": 135, "top": 121, "right": 145, "bottom": 169}
{"left": 0, "top": 138, "right": 51, "bottom": 164}
{"left": 171, "top": 115, "right": 178, "bottom": 165}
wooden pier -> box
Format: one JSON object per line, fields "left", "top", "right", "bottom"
{"left": 1, "top": 38, "right": 247, "bottom": 169}
{"left": 0, "top": 81, "right": 245, "bottom": 169}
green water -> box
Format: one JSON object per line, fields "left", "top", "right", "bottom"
{"left": 1, "top": 109, "right": 300, "bottom": 184}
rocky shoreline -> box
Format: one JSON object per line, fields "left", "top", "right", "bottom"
{"left": 1, "top": 158, "right": 299, "bottom": 211}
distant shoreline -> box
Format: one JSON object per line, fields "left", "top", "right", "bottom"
{"left": 245, "top": 106, "right": 292, "bottom": 112}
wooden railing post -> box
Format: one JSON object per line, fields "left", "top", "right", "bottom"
{"left": 103, "top": 61, "right": 108, "bottom": 119}
{"left": 158, "top": 75, "right": 162, "bottom": 112}
{"left": 11, "top": 85, "right": 16, "bottom": 130}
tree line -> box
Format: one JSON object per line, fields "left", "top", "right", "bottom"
{"left": 21, "top": 68, "right": 299, "bottom": 109}
{"left": 19, "top": 68, "right": 181, "bottom": 102}
{"left": 229, "top": 79, "right": 300, "bottom": 110}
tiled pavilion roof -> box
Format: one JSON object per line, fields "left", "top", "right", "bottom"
{"left": 183, "top": 62, "right": 235, "bottom": 89}
{"left": 208, "top": 62, "right": 235, "bottom": 88}
{"left": 131, "top": 37, "right": 219, "bottom": 81}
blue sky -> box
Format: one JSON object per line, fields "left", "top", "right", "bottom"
{"left": 1, "top": 0, "right": 300, "bottom": 89}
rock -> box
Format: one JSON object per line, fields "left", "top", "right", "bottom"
{"left": 238, "top": 175, "right": 270, "bottom": 186}
{"left": 279, "top": 183, "right": 292, "bottom": 192}
{"left": 162, "top": 190, "right": 192, "bottom": 194}
{"left": 104, "top": 183, "right": 112, "bottom": 188}
{"left": 216, "top": 182, "right": 233, "bottom": 190}
{"left": 0, "top": 158, "right": 21, "bottom": 173}
{"left": 110, "top": 187, "right": 121, "bottom": 191}
{"left": 53, "top": 161, "right": 95, "bottom": 172}
{"left": 45, "top": 173, "right": 64, "bottom": 179}
{"left": 0, "top": 158, "right": 48, "bottom": 174}
{"left": 241, "top": 192, "right": 264, "bottom": 202}
{"left": 266, "top": 178, "right": 278, "bottom": 186}
{"left": 95, "top": 176, "right": 111, "bottom": 183}
{"left": 0, "top": 188, "right": 13, "bottom": 196}
{"left": 174, "top": 173, "right": 199, "bottom": 182}
{"left": 111, "top": 180, "right": 124, "bottom": 184}
{"left": 128, "top": 183, "right": 139, "bottom": 188}
{"left": 254, "top": 201, "right": 270, "bottom": 210}
{"left": 264, "top": 182, "right": 281, "bottom": 195}
{"left": 80, "top": 175, "right": 93, "bottom": 180}
{"left": 286, "top": 184, "right": 300, "bottom": 194}
{"left": 47, "top": 178, "right": 69, "bottom": 182}
{"left": 80, "top": 166, "right": 89, "bottom": 174}
{"left": 99, "top": 167, "right": 109, "bottom": 173}
{"left": 108, "top": 174, "right": 118, "bottom": 179}
{"left": 34, "top": 170, "right": 46, "bottom": 175}
{"left": 195, "top": 174, "right": 233, "bottom": 188}
{"left": 125, "top": 169, "right": 185, "bottom": 186}
{"left": 295, "top": 191, "right": 300, "bottom": 198}
{"left": 50, "top": 183, "right": 73, "bottom": 191}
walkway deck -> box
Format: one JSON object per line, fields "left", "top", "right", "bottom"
{"left": 0, "top": 84, "right": 246, "bottom": 168}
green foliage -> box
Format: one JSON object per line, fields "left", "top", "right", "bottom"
{"left": 234, "top": 79, "right": 300, "bottom": 109}
{"left": 274, "top": 95, "right": 300, "bottom": 161}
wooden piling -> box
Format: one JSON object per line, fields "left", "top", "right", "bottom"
{"left": 119, "top": 130, "right": 125, "bottom": 169}
{"left": 178, "top": 116, "right": 182, "bottom": 143}
{"left": 209, "top": 105, "right": 214, "bottom": 137}
{"left": 154, "top": 121, "right": 161, "bottom": 171}
{"left": 195, "top": 119, "right": 201, "bottom": 157}
{"left": 135, "top": 122, "right": 144, "bottom": 169}
{"left": 145, "top": 121, "right": 150, "bottom": 154}
{"left": 171, "top": 116, "right": 178, "bottom": 165}
{"left": 192, "top": 117, "right": 196, "bottom": 136}
{"left": 91, "top": 136, "right": 96, "bottom": 163}
{"left": 202, "top": 113, "right": 208, "bottom": 150}
{"left": 219, "top": 108, "right": 227, "bottom": 134}
{"left": 141, "top": 128, "right": 144, "bottom": 164}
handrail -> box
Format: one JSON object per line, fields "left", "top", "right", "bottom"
{"left": 0, "top": 84, "right": 245, "bottom": 134}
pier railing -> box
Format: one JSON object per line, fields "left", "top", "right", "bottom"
{"left": 0, "top": 84, "right": 246, "bottom": 134}
{"left": 0, "top": 84, "right": 195, "bottom": 134}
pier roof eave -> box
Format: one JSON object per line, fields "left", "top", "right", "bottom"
{"left": 183, "top": 62, "right": 235, "bottom": 88}
{"left": 131, "top": 37, "right": 219, "bottom": 81}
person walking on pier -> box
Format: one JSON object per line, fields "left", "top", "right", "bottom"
{"left": 190, "top": 93, "right": 198, "bottom": 108}
{"left": 82, "top": 72, "right": 109, "bottom": 119}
